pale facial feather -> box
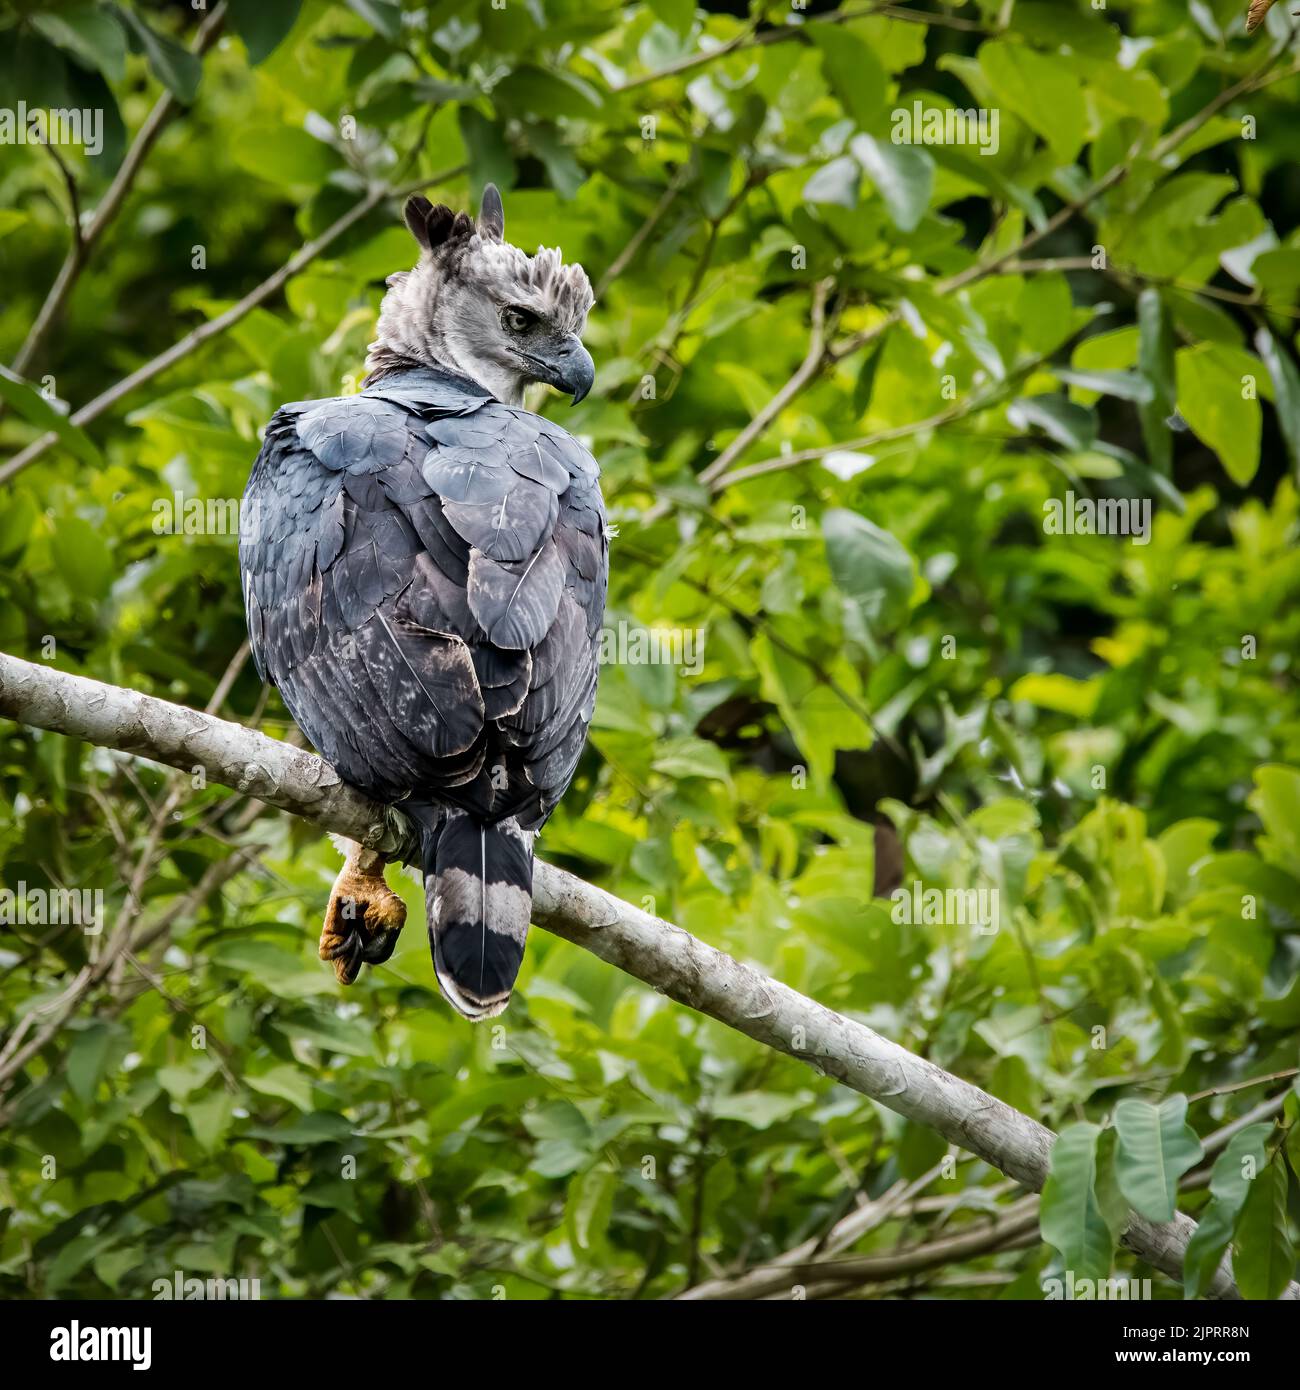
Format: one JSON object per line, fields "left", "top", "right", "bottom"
{"left": 366, "top": 222, "right": 594, "bottom": 405}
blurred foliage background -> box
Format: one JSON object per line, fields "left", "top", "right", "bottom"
{"left": 1, "top": 0, "right": 1299, "bottom": 1301}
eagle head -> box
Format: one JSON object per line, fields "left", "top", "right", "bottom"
{"left": 366, "top": 184, "right": 595, "bottom": 407}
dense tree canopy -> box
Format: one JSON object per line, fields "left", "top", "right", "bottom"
{"left": 1, "top": 0, "right": 1299, "bottom": 1302}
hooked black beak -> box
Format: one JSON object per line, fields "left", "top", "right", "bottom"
{"left": 526, "top": 334, "right": 594, "bottom": 405}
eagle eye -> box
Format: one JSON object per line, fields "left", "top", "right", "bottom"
{"left": 502, "top": 306, "right": 538, "bottom": 334}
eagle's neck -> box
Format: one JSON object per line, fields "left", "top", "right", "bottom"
{"left": 363, "top": 340, "right": 530, "bottom": 406}
{"left": 365, "top": 272, "right": 529, "bottom": 404}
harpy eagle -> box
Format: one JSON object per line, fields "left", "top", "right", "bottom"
{"left": 239, "top": 186, "right": 606, "bottom": 1019}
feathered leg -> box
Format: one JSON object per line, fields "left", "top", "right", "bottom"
{"left": 319, "top": 837, "right": 407, "bottom": 984}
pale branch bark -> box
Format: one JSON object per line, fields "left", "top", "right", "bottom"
{"left": 0, "top": 650, "right": 1294, "bottom": 1301}
{"left": 680, "top": 1158, "right": 962, "bottom": 1300}
{"left": 708, "top": 345, "right": 1055, "bottom": 492}
{"left": 697, "top": 277, "right": 836, "bottom": 489}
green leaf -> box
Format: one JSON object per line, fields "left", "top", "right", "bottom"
{"left": 810, "top": 24, "right": 886, "bottom": 130}
{"left": 652, "top": 737, "right": 731, "bottom": 784}
{"left": 1112, "top": 1095, "right": 1203, "bottom": 1223}
{"left": 185, "top": 1089, "right": 236, "bottom": 1152}
{"left": 979, "top": 39, "right": 1084, "bottom": 164}
{"left": 0, "top": 367, "right": 101, "bottom": 466}
{"left": 245, "top": 1064, "right": 315, "bottom": 1112}
{"left": 157, "top": 1058, "right": 218, "bottom": 1100}
{"left": 1184, "top": 1199, "right": 1239, "bottom": 1300}
{"left": 272, "top": 1009, "right": 374, "bottom": 1058}
{"left": 494, "top": 67, "right": 602, "bottom": 119}
{"left": 33, "top": 6, "right": 126, "bottom": 82}
{"left": 823, "top": 508, "right": 915, "bottom": 632}
{"left": 50, "top": 517, "right": 113, "bottom": 600}
{"left": 1007, "top": 395, "right": 1096, "bottom": 452}
{"left": 711, "top": 1092, "right": 807, "bottom": 1129}
{"left": 1183, "top": 1123, "right": 1272, "bottom": 1299}
{"left": 1055, "top": 368, "right": 1154, "bottom": 404}
{"left": 804, "top": 156, "right": 859, "bottom": 209}
{"left": 1249, "top": 764, "right": 1300, "bottom": 870}
{"left": 227, "top": 0, "right": 302, "bottom": 65}
{"left": 66, "top": 1023, "right": 113, "bottom": 1105}
{"left": 1233, "top": 1159, "right": 1295, "bottom": 1300}
{"left": 243, "top": 1111, "right": 355, "bottom": 1145}
{"left": 0, "top": 487, "right": 37, "bottom": 559}
{"left": 0, "top": 32, "right": 71, "bottom": 108}
{"left": 112, "top": 6, "right": 202, "bottom": 104}
{"left": 1040, "top": 1122, "right": 1115, "bottom": 1282}
{"left": 1137, "top": 289, "right": 1176, "bottom": 474}
{"left": 458, "top": 108, "right": 514, "bottom": 203}
{"left": 343, "top": 0, "right": 402, "bottom": 40}
{"left": 851, "top": 135, "right": 934, "bottom": 233}
{"left": 1254, "top": 327, "right": 1300, "bottom": 480}
{"left": 566, "top": 1164, "right": 617, "bottom": 1252}
{"left": 1175, "top": 343, "right": 1262, "bottom": 486}
{"left": 647, "top": 0, "right": 694, "bottom": 37}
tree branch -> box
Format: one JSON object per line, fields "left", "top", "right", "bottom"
{"left": 0, "top": 650, "right": 1292, "bottom": 1300}
{"left": 0, "top": 166, "right": 465, "bottom": 488}
{"left": 9, "top": 3, "right": 229, "bottom": 379}
{"left": 685, "top": 42, "right": 1299, "bottom": 493}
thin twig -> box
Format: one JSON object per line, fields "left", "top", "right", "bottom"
{"left": 10, "top": 3, "right": 229, "bottom": 378}
{"left": 0, "top": 167, "right": 465, "bottom": 486}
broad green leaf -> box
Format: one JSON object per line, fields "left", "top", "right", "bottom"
{"left": 1040, "top": 1122, "right": 1115, "bottom": 1282}
{"left": 246, "top": 1064, "right": 315, "bottom": 1112}
{"left": 1183, "top": 1123, "right": 1272, "bottom": 1299}
{"left": 227, "top": 0, "right": 302, "bottom": 64}
{"left": 979, "top": 39, "right": 1085, "bottom": 163}
{"left": 711, "top": 1092, "right": 807, "bottom": 1129}
{"left": 343, "top": 0, "right": 401, "bottom": 39}
{"left": 804, "top": 157, "right": 859, "bottom": 209}
{"left": 0, "top": 367, "right": 101, "bottom": 466}
{"left": 494, "top": 67, "right": 602, "bottom": 119}
{"left": 652, "top": 737, "right": 731, "bottom": 784}
{"left": 567, "top": 1164, "right": 617, "bottom": 1252}
{"left": 459, "top": 107, "right": 515, "bottom": 201}
{"left": 823, "top": 508, "right": 915, "bottom": 632}
{"left": 1183, "top": 1198, "right": 1239, "bottom": 1301}
{"left": 851, "top": 135, "right": 933, "bottom": 232}
{"left": 1233, "top": 1160, "right": 1295, "bottom": 1300}
{"left": 243, "top": 1111, "right": 355, "bottom": 1145}
{"left": 1007, "top": 395, "right": 1096, "bottom": 451}
{"left": 1112, "top": 1096, "right": 1203, "bottom": 1222}
{"left": 810, "top": 24, "right": 886, "bottom": 130}
{"left": 1138, "top": 291, "right": 1175, "bottom": 474}
{"left": 1254, "top": 327, "right": 1300, "bottom": 480}
{"left": 113, "top": 7, "right": 202, "bottom": 103}
{"left": 51, "top": 517, "right": 113, "bottom": 600}
{"left": 1249, "top": 764, "right": 1300, "bottom": 869}
{"left": 185, "top": 1088, "right": 236, "bottom": 1152}
{"left": 66, "top": 1023, "right": 114, "bottom": 1105}
{"left": 1175, "top": 343, "right": 1262, "bottom": 486}
{"left": 33, "top": 7, "right": 126, "bottom": 82}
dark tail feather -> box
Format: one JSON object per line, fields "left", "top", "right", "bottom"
{"left": 421, "top": 812, "right": 533, "bottom": 1020}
